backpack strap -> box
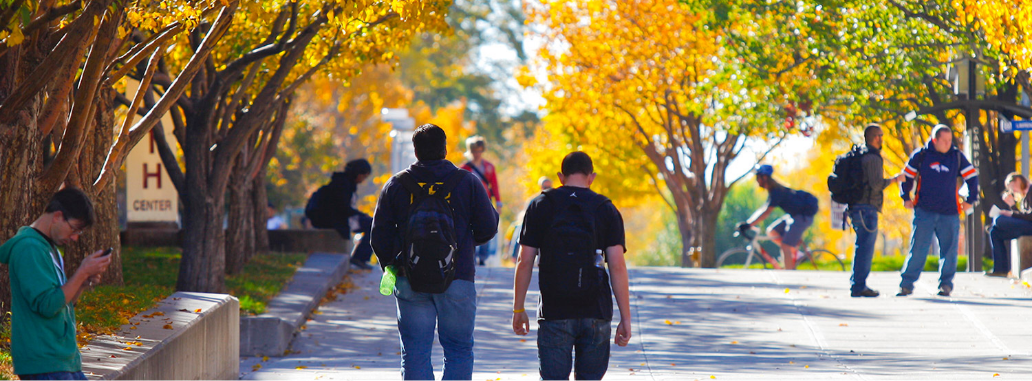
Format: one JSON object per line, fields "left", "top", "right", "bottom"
{"left": 436, "top": 169, "right": 468, "bottom": 200}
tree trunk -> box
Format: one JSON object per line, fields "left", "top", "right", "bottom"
{"left": 0, "top": 45, "right": 45, "bottom": 314}
{"left": 177, "top": 190, "right": 227, "bottom": 292}
{"left": 64, "top": 87, "right": 123, "bottom": 285}
{"left": 225, "top": 157, "right": 253, "bottom": 275}
{"left": 252, "top": 169, "right": 270, "bottom": 253}
{"left": 177, "top": 110, "right": 227, "bottom": 292}
{"left": 695, "top": 207, "right": 721, "bottom": 268}
{"left": 674, "top": 207, "right": 693, "bottom": 267}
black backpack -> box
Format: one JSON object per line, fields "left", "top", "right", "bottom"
{"left": 304, "top": 185, "right": 333, "bottom": 228}
{"left": 828, "top": 144, "right": 869, "bottom": 205}
{"left": 538, "top": 189, "right": 610, "bottom": 300}
{"left": 396, "top": 169, "right": 467, "bottom": 294}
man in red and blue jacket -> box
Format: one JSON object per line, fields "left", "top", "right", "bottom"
{"left": 897, "top": 124, "right": 978, "bottom": 297}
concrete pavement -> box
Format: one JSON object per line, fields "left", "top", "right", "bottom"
{"left": 241, "top": 266, "right": 1032, "bottom": 380}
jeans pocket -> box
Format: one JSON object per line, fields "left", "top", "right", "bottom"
{"left": 538, "top": 320, "right": 573, "bottom": 348}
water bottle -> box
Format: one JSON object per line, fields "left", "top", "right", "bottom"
{"left": 379, "top": 265, "right": 398, "bottom": 296}
{"left": 595, "top": 249, "right": 605, "bottom": 269}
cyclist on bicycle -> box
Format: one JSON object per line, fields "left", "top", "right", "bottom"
{"left": 740, "top": 164, "right": 819, "bottom": 269}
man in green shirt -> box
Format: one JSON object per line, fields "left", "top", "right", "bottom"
{"left": 0, "top": 187, "right": 112, "bottom": 380}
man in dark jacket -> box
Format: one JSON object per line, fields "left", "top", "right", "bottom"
{"left": 370, "top": 124, "right": 498, "bottom": 380}
{"left": 898, "top": 124, "right": 979, "bottom": 297}
{"left": 848, "top": 124, "right": 904, "bottom": 297}
{"left": 305, "top": 159, "right": 374, "bottom": 269}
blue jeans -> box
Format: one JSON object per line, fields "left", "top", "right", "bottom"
{"left": 394, "top": 276, "right": 477, "bottom": 380}
{"left": 989, "top": 216, "right": 1032, "bottom": 273}
{"left": 901, "top": 207, "right": 960, "bottom": 290}
{"left": 18, "top": 372, "right": 87, "bottom": 380}
{"left": 351, "top": 214, "right": 374, "bottom": 263}
{"left": 537, "top": 318, "right": 612, "bottom": 380}
{"left": 849, "top": 205, "right": 879, "bottom": 293}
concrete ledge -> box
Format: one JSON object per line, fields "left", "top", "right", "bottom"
{"left": 121, "top": 228, "right": 350, "bottom": 254}
{"left": 81, "top": 292, "right": 240, "bottom": 380}
{"left": 240, "top": 252, "right": 352, "bottom": 356}
{"left": 1011, "top": 236, "right": 1032, "bottom": 278}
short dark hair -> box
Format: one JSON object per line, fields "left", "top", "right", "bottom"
{"left": 45, "top": 187, "right": 95, "bottom": 228}
{"left": 561, "top": 151, "right": 593, "bottom": 176}
{"left": 412, "top": 124, "right": 447, "bottom": 161}
{"left": 932, "top": 124, "right": 952, "bottom": 140}
{"left": 344, "top": 159, "right": 372, "bottom": 176}
{"left": 864, "top": 123, "right": 882, "bottom": 143}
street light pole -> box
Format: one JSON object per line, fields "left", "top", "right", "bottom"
{"left": 965, "top": 56, "right": 983, "bottom": 272}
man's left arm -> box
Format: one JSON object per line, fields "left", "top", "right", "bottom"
{"left": 959, "top": 153, "right": 979, "bottom": 207}
{"left": 607, "top": 244, "right": 631, "bottom": 347}
{"left": 370, "top": 181, "right": 398, "bottom": 269}
{"left": 603, "top": 203, "right": 631, "bottom": 347}
{"left": 470, "top": 178, "right": 499, "bottom": 245}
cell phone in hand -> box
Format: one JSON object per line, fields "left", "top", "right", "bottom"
{"left": 100, "top": 247, "right": 114, "bottom": 257}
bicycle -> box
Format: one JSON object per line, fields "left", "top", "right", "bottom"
{"left": 716, "top": 224, "right": 845, "bottom": 271}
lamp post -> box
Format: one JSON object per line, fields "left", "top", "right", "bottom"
{"left": 950, "top": 53, "right": 985, "bottom": 272}
{"left": 964, "top": 56, "right": 983, "bottom": 273}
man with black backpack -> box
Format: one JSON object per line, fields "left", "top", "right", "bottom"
{"left": 834, "top": 124, "right": 904, "bottom": 297}
{"left": 512, "top": 152, "right": 631, "bottom": 380}
{"left": 370, "top": 124, "right": 498, "bottom": 380}
{"left": 304, "top": 159, "right": 375, "bottom": 270}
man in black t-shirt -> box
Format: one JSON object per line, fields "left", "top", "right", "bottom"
{"left": 512, "top": 152, "right": 631, "bottom": 380}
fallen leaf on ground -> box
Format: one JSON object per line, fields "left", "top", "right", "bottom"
{"left": 789, "top": 361, "right": 795, "bottom": 364}
{"left": 252, "top": 364, "right": 262, "bottom": 371}
{"left": 178, "top": 309, "right": 189, "bottom": 312}
{"left": 296, "top": 366, "right": 307, "bottom": 369}
{"left": 730, "top": 341, "right": 738, "bottom": 344}
{"left": 194, "top": 308, "right": 202, "bottom": 313}
{"left": 262, "top": 356, "right": 269, "bottom": 362}
{"left": 664, "top": 320, "right": 673, "bottom": 325}
{"left": 994, "top": 374, "right": 1000, "bottom": 377}
{"left": 364, "top": 296, "right": 370, "bottom": 300}
{"left": 122, "top": 347, "right": 132, "bottom": 351}
{"left": 354, "top": 365, "right": 361, "bottom": 369}
{"left": 162, "top": 324, "right": 173, "bottom": 329}
{"left": 519, "top": 339, "right": 527, "bottom": 342}
{"left": 805, "top": 365, "right": 809, "bottom": 368}
{"left": 130, "top": 326, "right": 137, "bottom": 330}
{"left": 839, "top": 323, "right": 848, "bottom": 327}
{"left": 784, "top": 288, "right": 790, "bottom": 293}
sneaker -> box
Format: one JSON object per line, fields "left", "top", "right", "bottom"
{"left": 937, "top": 285, "right": 952, "bottom": 297}
{"left": 850, "top": 288, "right": 880, "bottom": 297}
{"left": 349, "top": 260, "right": 372, "bottom": 270}
{"left": 984, "top": 271, "right": 1009, "bottom": 278}
{"left": 896, "top": 287, "right": 913, "bottom": 297}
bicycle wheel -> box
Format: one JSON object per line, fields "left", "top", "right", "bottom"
{"left": 804, "top": 249, "right": 846, "bottom": 271}
{"left": 717, "top": 249, "right": 770, "bottom": 269}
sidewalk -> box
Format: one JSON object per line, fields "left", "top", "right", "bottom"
{"left": 241, "top": 267, "right": 1032, "bottom": 380}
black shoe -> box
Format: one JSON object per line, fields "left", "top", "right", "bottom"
{"left": 937, "top": 285, "right": 952, "bottom": 297}
{"left": 896, "top": 287, "right": 913, "bottom": 297}
{"left": 984, "top": 271, "right": 1009, "bottom": 278}
{"left": 851, "top": 288, "right": 880, "bottom": 297}
{"left": 349, "top": 260, "right": 372, "bottom": 270}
